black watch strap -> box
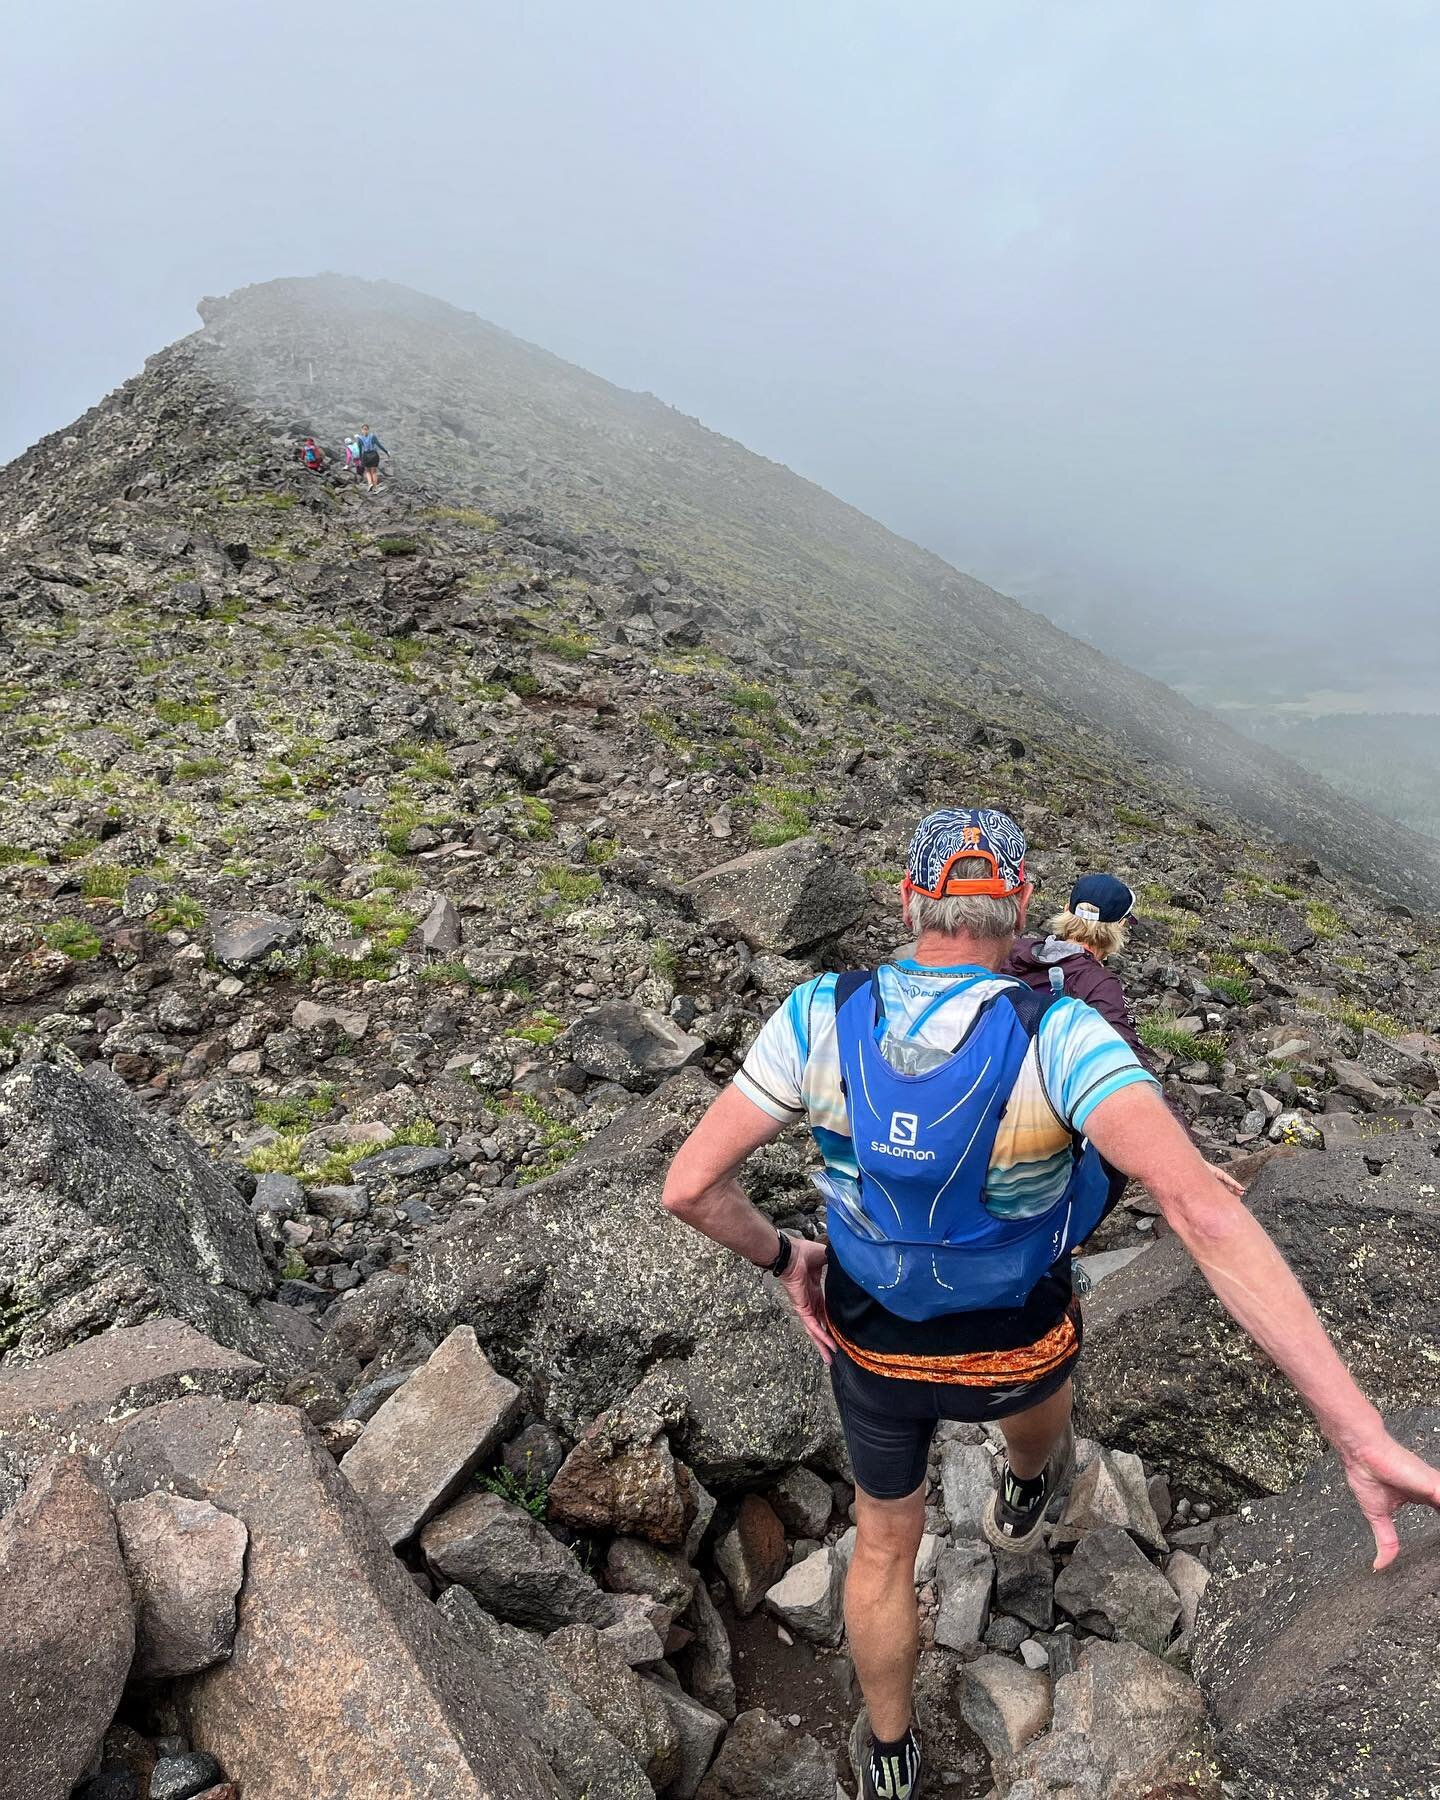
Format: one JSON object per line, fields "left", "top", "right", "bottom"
{"left": 767, "top": 1230, "right": 793, "bottom": 1278}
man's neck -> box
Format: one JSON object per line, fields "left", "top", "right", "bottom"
{"left": 908, "top": 930, "right": 1013, "bottom": 973}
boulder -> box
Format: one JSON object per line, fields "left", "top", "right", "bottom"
{"left": 1192, "top": 1406, "right": 1440, "bottom": 1799}
{"left": 763, "top": 1545, "right": 843, "bottom": 1645}
{"left": 996, "top": 1639, "right": 1217, "bottom": 1799}
{"left": 0, "top": 1063, "right": 284, "bottom": 1367}
{"left": 421, "top": 894, "right": 462, "bottom": 953}
{"left": 405, "top": 1124, "right": 843, "bottom": 1484}
{"left": 959, "top": 1653, "right": 1052, "bottom": 1761}
{"left": 934, "top": 1540, "right": 994, "bottom": 1651}
{"left": 714, "top": 1493, "right": 787, "bottom": 1615}
{"left": 995, "top": 1548, "right": 1055, "bottom": 1632}
{"left": 1052, "top": 1448, "right": 1167, "bottom": 1552}
{"left": 649, "top": 1681, "right": 728, "bottom": 1799}
{"left": 104, "top": 1397, "right": 561, "bottom": 1799}
{"left": 558, "top": 1002, "right": 704, "bottom": 1091}
{"left": 545, "top": 1622, "right": 682, "bottom": 1790}
{"left": 685, "top": 836, "right": 867, "bottom": 955}
{"left": 0, "top": 1319, "right": 270, "bottom": 1502}
{"left": 340, "top": 1326, "right": 522, "bottom": 1545}
{"left": 436, "top": 1587, "right": 652, "bottom": 1799}
{"left": 766, "top": 1464, "right": 834, "bottom": 1538}
{"left": 676, "top": 1578, "right": 737, "bottom": 1720}
{"left": 940, "top": 1440, "right": 996, "bottom": 1539}
{"left": 695, "top": 1707, "right": 835, "bottom": 1800}
{"left": 1053, "top": 1525, "right": 1180, "bottom": 1654}
{"left": 546, "top": 1394, "right": 697, "bottom": 1547}
{"left": 116, "top": 1490, "right": 248, "bottom": 1678}
{"left": 0, "top": 1457, "right": 135, "bottom": 1798}
{"left": 149, "top": 1754, "right": 225, "bottom": 1800}
{"left": 1077, "top": 1137, "right": 1440, "bottom": 1501}
{"left": 210, "top": 911, "right": 299, "bottom": 969}
{"left": 421, "top": 1490, "right": 614, "bottom": 1631}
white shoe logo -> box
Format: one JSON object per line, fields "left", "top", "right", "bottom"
{"left": 888, "top": 1110, "right": 919, "bottom": 1146}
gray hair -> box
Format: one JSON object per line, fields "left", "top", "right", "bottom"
{"left": 907, "top": 856, "right": 1021, "bottom": 942}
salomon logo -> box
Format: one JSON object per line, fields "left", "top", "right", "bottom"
{"left": 889, "top": 1111, "right": 919, "bottom": 1145}
{"left": 870, "top": 1139, "right": 937, "bottom": 1162}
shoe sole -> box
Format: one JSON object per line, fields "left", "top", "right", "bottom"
{"left": 981, "top": 1429, "right": 1076, "bottom": 1554}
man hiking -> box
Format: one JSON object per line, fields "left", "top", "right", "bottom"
{"left": 663, "top": 806, "right": 1440, "bottom": 1800}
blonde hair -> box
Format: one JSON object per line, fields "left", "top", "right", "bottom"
{"left": 907, "top": 857, "right": 1022, "bottom": 943}
{"left": 1048, "top": 909, "right": 1129, "bottom": 959}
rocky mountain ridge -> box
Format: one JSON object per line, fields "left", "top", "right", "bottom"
{"left": 0, "top": 285, "right": 1437, "bottom": 1799}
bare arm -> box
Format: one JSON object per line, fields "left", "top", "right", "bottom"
{"left": 663, "top": 1084, "right": 837, "bottom": 1362}
{"left": 1085, "top": 1082, "right": 1440, "bottom": 1565}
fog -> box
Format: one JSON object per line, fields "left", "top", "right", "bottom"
{"left": 5, "top": 1, "right": 1439, "bottom": 707}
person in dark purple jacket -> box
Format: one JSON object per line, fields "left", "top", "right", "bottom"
{"left": 1005, "top": 873, "right": 1244, "bottom": 1191}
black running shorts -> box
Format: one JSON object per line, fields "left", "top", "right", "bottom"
{"left": 830, "top": 1336, "right": 1082, "bottom": 1501}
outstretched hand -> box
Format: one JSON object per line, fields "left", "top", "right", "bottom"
{"left": 778, "top": 1237, "right": 837, "bottom": 1365}
{"left": 1339, "top": 1430, "right": 1440, "bottom": 1569}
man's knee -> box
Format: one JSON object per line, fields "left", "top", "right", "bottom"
{"left": 851, "top": 1494, "right": 925, "bottom": 1576}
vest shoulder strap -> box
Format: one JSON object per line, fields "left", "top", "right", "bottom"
{"left": 1000, "top": 980, "right": 1062, "bottom": 1040}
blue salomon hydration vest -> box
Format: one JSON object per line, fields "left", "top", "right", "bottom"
{"left": 821, "top": 970, "right": 1109, "bottom": 1321}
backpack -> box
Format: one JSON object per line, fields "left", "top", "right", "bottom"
{"left": 822, "top": 969, "right": 1109, "bottom": 1321}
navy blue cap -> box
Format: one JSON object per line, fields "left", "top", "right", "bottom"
{"left": 1068, "top": 873, "right": 1135, "bottom": 924}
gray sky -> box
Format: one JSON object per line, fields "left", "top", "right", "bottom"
{"left": 5, "top": 1, "right": 1439, "bottom": 706}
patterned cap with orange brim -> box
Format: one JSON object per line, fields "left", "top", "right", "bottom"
{"left": 906, "top": 807, "right": 1029, "bottom": 898}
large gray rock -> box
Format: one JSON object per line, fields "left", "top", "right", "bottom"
{"left": 0, "top": 1456, "right": 135, "bottom": 1800}
{"left": 1077, "top": 1137, "right": 1440, "bottom": 1501}
{"left": 934, "top": 1540, "right": 994, "bottom": 1651}
{"left": 436, "top": 1587, "right": 652, "bottom": 1800}
{"left": 103, "top": 1397, "right": 561, "bottom": 1799}
{"left": 940, "top": 1440, "right": 996, "bottom": 1539}
{"left": 546, "top": 1623, "right": 682, "bottom": 1789}
{"left": 404, "top": 1114, "right": 843, "bottom": 1484}
{"left": 340, "top": 1326, "right": 522, "bottom": 1545}
{"left": 685, "top": 836, "right": 867, "bottom": 955}
{"left": 116, "top": 1490, "right": 248, "bottom": 1679}
{"left": 558, "top": 1002, "right": 705, "bottom": 1091}
{"left": 997, "top": 1639, "right": 1218, "bottom": 1799}
{"left": 1054, "top": 1525, "right": 1180, "bottom": 1654}
{"left": 0, "top": 1319, "right": 270, "bottom": 1505}
{"left": 210, "top": 910, "right": 299, "bottom": 969}
{"left": 421, "top": 1490, "right": 615, "bottom": 1631}
{"left": 763, "top": 1545, "right": 843, "bottom": 1645}
{"left": 1052, "top": 1448, "right": 1167, "bottom": 1553}
{"left": 649, "top": 1680, "right": 728, "bottom": 1799}
{"left": 1192, "top": 1406, "right": 1440, "bottom": 1799}
{"left": 959, "top": 1653, "right": 1052, "bottom": 1762}
{"left": 0, "top": 1064, "right": 283, "bottom": 1367}
{"left": 695, "top": 1707, "right": 835, "bottom": 1799}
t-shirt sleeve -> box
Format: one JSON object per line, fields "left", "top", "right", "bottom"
{"left": 1037, "top": 995, "right": 1159, "bottom": 1133}
{"left": 732, "top": 978, "right": 820, "bottom": 1122}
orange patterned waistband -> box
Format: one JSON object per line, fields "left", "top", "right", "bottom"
{"left": 832, "top": 1306, "right": 1080, "bottom": 1387}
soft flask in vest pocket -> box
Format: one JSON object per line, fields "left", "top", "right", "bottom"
{"left": 822, "top": 971, "right": 1109, "bottom": 1321}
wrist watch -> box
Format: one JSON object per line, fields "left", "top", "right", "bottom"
{"left": 767, "top": 1229, "right": 793, "bottom": 1278}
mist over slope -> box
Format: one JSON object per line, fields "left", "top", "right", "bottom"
{"left": 140, "top": 272, "right": 1440, "bottom": 911}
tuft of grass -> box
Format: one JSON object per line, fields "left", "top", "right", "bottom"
{"left": 650, "top": 939, "right": 679, "bottom": 983}
{"left": 730, "top": 682, "right": 778, "bottom": 716}
{"left": 509, "top": 1011, "right": 564, "bottom": 1047}
{"left": 174, "top": 756, "right": 226, "bottom": 782}
{"left": 155, "top": 699, "right": 221, "bottom": 729}
{"left": 1113, "top": 804, "right": 1157, "bottom": 830}
{"left": 245, "top": 1115, "right": 436, "bottom": 1183}
{"left": 80, "top": 864, "right": 136, "bottom": 900}
{"left": 150, "top": 895, "right": 205, "bottom": 933}
{"left": 536, "top": 630, "right": 594, "bottom": 663}
{"left": 58, "top": 835, "right": 100, "bottom": 861}
{"left": 393, "top": 741, "right": 454, "bottom": 782}
{"left": 254, "top": 1083, "right": 339, "bottom": 1130}
{"left": 1209, "top": 975, "right": 1253, "bottom": 1006}
{"left": 1231, "top": 936, "right": 1284, "bottom": 956}
{"left": 514, "top": 1094, "right": 582, "bottom": 1184}
{"left": 539, "top": 867, "right": 600, "bottom": 908}
{"left": 519, "top": 796, "right": 554, "bottom": 840}
{"left": 1306, "top": 901, "right": 1345, "bottom": 941}
{"left": 374, "top": 536, "right": 419, "bottom": 557}
{"left": 42, "top": 919, "right": 102, "bottom": 961}
{"left": 418, "top": 960, "right": 473, "bottom": 986}
{"left": 1309, "top": 998, "right": 1403, "bottom": 1040}
{"left": 0, "top": 844, "right": 44, "bottom": 869}
{"left": 1137, "top": 1014, "right": 1225, "bottom": 1069}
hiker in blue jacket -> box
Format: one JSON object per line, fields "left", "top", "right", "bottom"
{"left": 355, "top": 425, "right": 388, "bottom": 491}
{"left": 663, "top": 806, "right": 1440, "bottom": 1800}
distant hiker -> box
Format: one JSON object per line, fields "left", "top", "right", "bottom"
{"left": 298, "top": 437, "right": 326, "bottom": 474}
{"left": 355, "top": 425, "right": 388, "bottom": 491}
{"left": 662, "top": 806, "right": 1440, "bottom": 1800}
{"left": 1003, "top": 870, "right": 1229, "bottom": 1176}
{"left": 344, "top": 436, "right": 361, "bottom": 475}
